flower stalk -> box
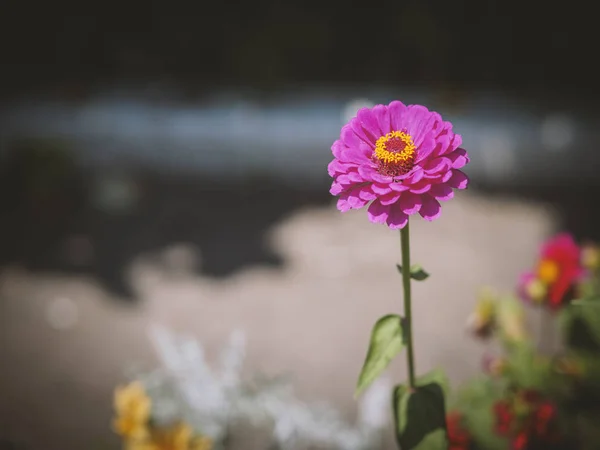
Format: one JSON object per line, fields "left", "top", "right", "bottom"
{"left": 400, "top": 221, "right": 416, "bottom": 388}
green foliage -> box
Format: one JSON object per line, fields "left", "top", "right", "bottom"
{"left": 355, "top": 314, "right": 405, "bottom": 396}
{"left": 564, "top": 299, "right": 600, "bottom": 350}
{"left": 396, "top": 264, "right": 430, "bottom": 281}
{"left": 453, "top": 377, "right": 508, "bottom": 450}
{"left": 504, "top": 343, "right": 552, "bottom": 390}
{"left": 392, "top": 370, "right": 448, "bottom": 450}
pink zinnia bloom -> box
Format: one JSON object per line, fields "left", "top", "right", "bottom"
{"left": 328, "top": 101, "right": 469, "bottom": 229}
{"left": 518, "top": 233, "right": 584, "bottom": 309}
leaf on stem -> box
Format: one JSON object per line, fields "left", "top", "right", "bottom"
{"left": 561, "top": 300, "right": 600, "bottom": 351}
{"left": 355, "top": 314, "right": 405, "bottom": 397}
{"left": 392, "top": 370, "right": 448, "bottom": 450}
{"left": 396, "top": 264, "right": 430, "bottom": 281}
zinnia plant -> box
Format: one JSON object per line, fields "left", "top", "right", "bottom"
{"left": 329, "top": 101, "right": 470, "bottom": 449}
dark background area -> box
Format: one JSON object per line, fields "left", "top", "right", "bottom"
{"left": 1, "top": 0, "right": 600, "bottom": 297}
{"left": 1, "top": 0, "right": 598, "bottom": 100}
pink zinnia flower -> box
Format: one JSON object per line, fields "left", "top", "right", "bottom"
{"left": 518, "top": 233, "right": 584, "bottom": 310}
{"left": 328, "top": 101, "right": 469, "bottom": 228}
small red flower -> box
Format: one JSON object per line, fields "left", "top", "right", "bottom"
{"left": 512, "top": 432, "right": 529, "bottom": 450}
{"left": 493, "top": 401, "right": 514, "bottom": 435}
{"left": 446, "top": 411, "right": 471, "bottom": 450}
{"left": 533, "top": 402, "right": 556, "bottom": 435}
{"left": 519, "top": 233, "right": 583, "bottom": 310}
{"left": 493, "top": 391, "right": 563, "bottom": 449}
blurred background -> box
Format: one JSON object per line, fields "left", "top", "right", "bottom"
{"left": 1, "top": 1, "right": 599, "bottom": 449}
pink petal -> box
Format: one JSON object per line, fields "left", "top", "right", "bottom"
{"left": 388, "top": 100, "right": 408, "bottom": 131}
{"left": 405, "top": 168, "right": 424, "bottom": 184}
{"left": 357, "top": 108, "right": 382, "bottom": 141}
{"left": 336, "top": 171, "right": 364, "bottom": 184}
{"left": 447, "top": 170, "right": 469, "bottom": 189}
{"left": 380, "top": 192, "right": 401, "bottom": 205}
{"left": 340, "top": 126, "right": 373, "bottom": 162}
{"left": 341, "top": 124, "right": 362, "bottom": 148}
{"left": 438, "top": 120, "right": 454, "bottom": 136}
{"left": 447, "top": 148, "right": 470, "bottom": 169}
{"left": 404, "top": 105, "right": 440, "bottom": 146}
{"left": 371, "top": 183, "right": 392, "bottom": 195}
{"left": 357, "top": 165, "right": 393, "bottom": 184}
{"left": 331, "top": 140, "right": 345, "bottom": 159}
{"left": 347, "top": 192, "right": 368, "bottom": 209}
{"left": 367, "top": 199, "right": 390, "bottom": 224}
{"left": 419, "top": 195, "right": 442, "bottom": 221}
{"left": 390, "top": 182, "right": 410, "bottom": 192}
{"left": 334, "top": 142, "right": 370, "bottom": 165}
{"left": 335, "top": 174, "right": 352, "bottom": 185}
{"left": 449, "top": 134, "right": 463, "bottom": 153}
{"left": 414, "top": 135, "right": 436, "bottom": 164}
{"left": 339, "top": 187, "right": 369, "bottom": 210}
{"left": 409, "top": 181, "right": 432, "bottom": 194}
{"left": 398, "top": 192, "right": 422, "bottom": 214}
{"left": 372, "top": 104, "right": 391, "bottom": 135}
{"left": 358, "top": 186, "right": 377, "bottom": 201}
{"left": 327, "top": 158, "right": 353, "bottom": 177}
{"left": 429, "top": 183, "right": 454, "bottom": 201}
{"left": 423, "top": 157, "right": 452, "bottom": 174}
{"left": 330, "top": 182, "right": 344, "bottom": 195}
{"left": 337, "top": 197, "right": 351, "bottom": 212}
{"left": 386, "top": 204, "right": 409, "bottom": 229}
{"left": 350, "top": 117, "right": 377, "bottom": 147}
{"left": 432, "top": 134, "right": 452, "bottom": 158}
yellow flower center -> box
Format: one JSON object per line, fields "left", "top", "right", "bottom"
{"left": 374, "top": 131, "right": 416, "bottom": 176}
{"left": 537, "top": 259, "right": 559, "bottom": 284}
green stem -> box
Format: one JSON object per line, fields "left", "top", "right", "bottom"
{"left": 400, "top": 221, "right": 416, "bottom": 388}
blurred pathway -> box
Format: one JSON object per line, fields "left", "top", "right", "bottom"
{"left": 0, "top": 192, "right": 555, "bottom": 450}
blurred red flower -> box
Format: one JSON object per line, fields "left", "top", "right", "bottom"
{"left": 447, "top": 411, "right": 471, "bottom": 450}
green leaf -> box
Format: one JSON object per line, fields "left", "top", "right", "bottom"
{"left": 411, "top": 429, "right": 447, "bottom": 449}
{"left": 561, "top": 302, "right": 600, "bottom": 352}
{"left": 355, "top": 314, "right": 405, "bottom": 396}
{"left": 578, "top": 302, "right": 600, "bottom": 346}
{"left": 416, "top": 367, "right": 450, "bottom": 397}
{"left": 396, "top": 264, "right": 430, "bottom": 281}
{"left": 572, "top": 298, "right": 600, "bottom": 306}
{"left": 463, "top": 402, "right": 508, "bottom": 450}
{"left": 505, "top": 343, "right": 551, "bottom": 389}
{"left": 392, "top": 372, "right": 447, "bottom": 450}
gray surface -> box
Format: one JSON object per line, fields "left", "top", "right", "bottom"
{"left": 0, "top": 192, "right": 557, "bottom": 450}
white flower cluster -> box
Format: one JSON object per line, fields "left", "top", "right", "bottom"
{"left": 132, "top": 325, "right": 390, "bottom": 450}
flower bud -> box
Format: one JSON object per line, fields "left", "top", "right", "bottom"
{"left": 581, "top": 243, "right": 600, "bottom": 271}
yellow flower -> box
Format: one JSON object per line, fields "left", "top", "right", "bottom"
{"left": 113, "top": 381, "right": 152, "bottom": 440}
{"left": 524, "top": 278, "right": 548, "bottom": 304}
{"left": 466, "top": 288, "right": 497, "bottom": 338}
{"left": 126, "top": 423, "right": 212, "bottom": 450}
{"left": 191, "top": 436, "right": 213, "bottom": 450}
{"left": 582, "top": 243, "right": 600, "bottom": 271}
{"left": 497, "top": 297, "right": 528, "bottom": 344}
